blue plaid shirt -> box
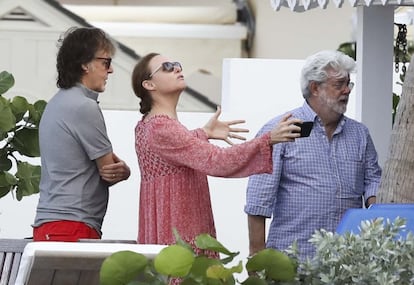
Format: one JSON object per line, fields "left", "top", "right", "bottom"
{"left": 244, "top": 102, "right": 382, "bottom": 259}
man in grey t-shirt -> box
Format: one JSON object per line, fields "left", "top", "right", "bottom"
{"left": 33, "top": 27, "right": 130, "bottom": 241}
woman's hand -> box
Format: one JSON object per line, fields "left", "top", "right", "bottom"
{"left": 269, "top": 113, "right": 302, "bottom": 145}
{"left": 202, "top": 106, "right": 249, "bottom": 145}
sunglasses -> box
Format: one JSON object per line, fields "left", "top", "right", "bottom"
{"left": 95, "top": 57, "right": 112, "bottom": 70}
{"left": 148, "top": 62, "right": 182, "bottom": 78}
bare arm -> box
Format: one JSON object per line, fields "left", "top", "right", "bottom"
{"left": 248, "top": 214, "right": 266, "bottom": 256}
{"left": 97, "top": 152, "right": 130, "bottom": 185}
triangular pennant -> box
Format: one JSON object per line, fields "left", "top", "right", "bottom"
{"left": 317, "top": 0, "right": 329, "bottom": 9}
{"left": 332, "top": 0, "right": 345, "bottom": 8}
{"left": 302, "top": 0, "right": 313, "bottom": 10}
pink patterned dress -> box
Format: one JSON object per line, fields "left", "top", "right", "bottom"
{"left": 135, "top": 115, "right": 272, "bottom": 247}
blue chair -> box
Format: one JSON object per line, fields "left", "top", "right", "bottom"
{"left": 369, "top": 203, "right": 414, "bottom": 210}
{"left": 336, "top": 204, "right": 414, "bottom": 238}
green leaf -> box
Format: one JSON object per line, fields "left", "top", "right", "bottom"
{"left": 0, "top": 130, "right": 7, "bottom": 141}
{"left": 206, "top": 262, "right": 242, "bottom": 282}
{"left": 337, "top": 42, "right": 356, "bottom": 60}
{"left": 180, "top": 278, "right": 201, "bottom": 285}
{"left": 188, "top": 256, "right": 221, "bottom": 279}
{"left": 0, "top": 97, "right": 16, "bottom": 132}
{"left": 0, "top": 171, "right": 16, "bottom": 198}
{"left": 0, "top": 150, "right": 12, "bottom": 171}
{"left": 28, "top": 100, "right": 47, "bottom": 125}
{"left": 15, "top": 162, "right": 40, "bottom": 200}
{"left": 172, "top": 228, "right": 193, "bottom": 252}
{"left": 100, "top": 250, "right": 148, "bottom": 285}
{"left": 241, "top": 276, "right": 268, "bottom": 285}
{"left": 0, "top": 71, "right": 15, "bottom": 95}
{"left": 11, "top": 127, "right": 40, "bottom": 157}
{"left": 10, "top": 96, "right": 29, "bottom": 122}
{"left": 0, "top": 171, "right": 17, "bottom": 187}
{"left": 246, "top": 248, "right": 296, "bottom": 281}
{"left": 194, "top": 234, "right": 239, "bottom": 265}
{"left": 0, "top": 186, "right": 11, "bottom": 198}
{"left": 195, "top": 234, "right": 234, "bottom": 256}
{"left": 154, "top": 245, "right": 195, "bottom": 277}
{"left": 392, "top": 94, "right": 400, "bottom": 110}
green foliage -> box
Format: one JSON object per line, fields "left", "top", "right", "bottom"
{"left": 245, "top": 249, "right": 296, "bottom": 282}
{"left": 154, "top": 245, "right": 195, "bottom": 277}
{"left": 100, "top": 250, "right": 149, "bottom": 285}
{"left": 99, "top": 233, "right": 296, "bottom": 285}
{"left": 294, "top": 217, "right": 414, "bottom": 285}
{"left": 101, "top": 219, "right": 414, "bottom": 285}
{"left": 337, "top": 42, "right": 356, "bottom": 61}
{"left": 0, "top": 71, "right": 46, "bottom": 200}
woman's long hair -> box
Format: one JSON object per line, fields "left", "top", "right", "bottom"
{"left": 131, "top": 53, "right": 159, "bottom": 115}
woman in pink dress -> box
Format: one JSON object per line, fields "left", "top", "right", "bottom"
{"left": 131, "top": 53, "right": 301, "bottom": 251}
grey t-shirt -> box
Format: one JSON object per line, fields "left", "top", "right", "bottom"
{"left": 33, "top": 84, "right": 112, "bottom": 235}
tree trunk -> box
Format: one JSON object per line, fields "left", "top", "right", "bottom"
{"left": 377, "top": 56, "right": 414, "bottom": 203}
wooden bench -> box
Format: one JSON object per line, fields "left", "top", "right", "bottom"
{"left": 0, "top": 239, "right": 32, "bottom": 285}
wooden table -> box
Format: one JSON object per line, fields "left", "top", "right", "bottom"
{"left": 15, "top": 241, "right": 165, "bottom": 285}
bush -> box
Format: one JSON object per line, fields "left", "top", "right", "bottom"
{"left": 100, "top": 218, "right": 414, "bottom": 285}
{"left": 294, "top": 217, "right": 414, "bottom": 285}
{"left": 100, "top": 230, "right": 296, "bottom": 285}
{"left": 0, "top": 71, "right": 46, "bottom": 200}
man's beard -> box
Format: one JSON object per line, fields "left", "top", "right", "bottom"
{"left": 320, "top": 90, "right": 348, "bottom": 114}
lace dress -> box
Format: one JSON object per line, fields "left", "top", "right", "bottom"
{"left": 135, "top": 115, "right": 272, "bottom": 248}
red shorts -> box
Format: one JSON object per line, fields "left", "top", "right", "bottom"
{"left": 33, "top": 220, "right": 100, "bottom": 242}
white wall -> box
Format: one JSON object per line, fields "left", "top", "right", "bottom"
{"left": 247, "top": 0, "right": 355, "bottom": 59}
{"left": 0, "top": 30, "right": 138, "bottom": 111}
{"left": 0, "top": 59, "right": 361, "bottom": 270}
